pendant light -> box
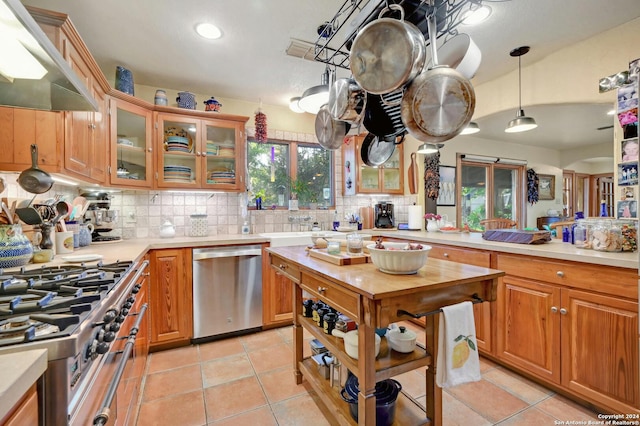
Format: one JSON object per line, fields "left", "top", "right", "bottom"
{"left": 298, "top": 66, "right": 333, "bottom": 114}
{"left": 460, "top": 121, "right": 480, "bottom": 135}
{"left": 505, "top": 46, "right": 537, "bottom": 133}
{"left": 417, "top": 143, "right": 443, "bottom": 154}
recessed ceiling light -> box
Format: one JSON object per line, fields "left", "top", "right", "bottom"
{"left": 607, "top": 109, "right": 616, "bottom": 115}
{"left": 196, "top": 23, "right": 222, "bottom": 40}
{"left": 461, "top": 5, "right": 492, "bottom": 25}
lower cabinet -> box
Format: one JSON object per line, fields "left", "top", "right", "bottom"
{"left": 496, "top": 253, "right": 639, "bottom": 414}
{"left": 1, "top": 384, "right": 38, "bottom": 426}
{"left": 149, "top": 249, "right": 193, "bottom": 349}
{"left": 262, "top": 246, "right": 298, "bottom": 328}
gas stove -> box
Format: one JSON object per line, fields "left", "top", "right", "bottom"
{"left": 0, "top": 259, "right": 148, "bottom": 425}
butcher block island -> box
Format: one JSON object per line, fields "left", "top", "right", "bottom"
{"left": 266, "top": 246, "right": 505, "bottom": 425}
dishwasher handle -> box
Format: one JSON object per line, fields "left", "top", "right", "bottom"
{"left": 193, "top": 248, "right": 262, "bottom": 260}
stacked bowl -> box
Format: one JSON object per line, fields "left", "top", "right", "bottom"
{"left": 164, "top": 165, "right": 192, "bottom": 183}
{"left": 166, "top": 136, "right": 191, "bottom": 153}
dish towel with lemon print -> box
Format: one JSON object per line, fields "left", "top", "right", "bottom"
{"left": 436, "top": 301, "right": 481, "bottom": 388}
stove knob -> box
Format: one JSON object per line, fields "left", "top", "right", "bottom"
{"left": 96, "top": 342, "right": 110, "bottom": 355}
{"left": 123, "top": 301, "right": 133, "bottom": 309}
{"left": 105, "top": 322, "right": 121, "bottom": 332}
{"left": 103, "top": 308, "right": 118, "bottom": 324}
{"left": 127, "top": 296, "right": 136, "bottom": 304}
{"left": 85, "top": 340, "right": 98, "bottom": 361}
{"left": 121, "top": 307, "right": 130, "bottom": 316}
{"left": 132, "top": 284, "right": 141, "bottom": 294}
{"left": 115, "top": 314, "right": 126, "bottom": 324}
{"left": 101, "top": 331, "right": 116, "bottom": 343}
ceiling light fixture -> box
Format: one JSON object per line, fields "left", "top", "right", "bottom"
{"left": 196, "top": 23, "right": 222, "bottom": 40}
{"left": 460, "top": 121, "right": 480, "bottom": 135}
{"left": 607, "top": 109, "right": 615, "bottom": 115}
{"left": 417, "top": 143, "right": 444, "bottom": 155}
{"left": 297, "top": 67, "right": 333, "bottom": 114}
{"left": 505, "top": 46, "right": 538, "bottom": 133}
{"left": 289, "top": 97, "right": 304, "bottom": 113}
{"left": 461, "top": 4, "right": 492, "bottom": 25}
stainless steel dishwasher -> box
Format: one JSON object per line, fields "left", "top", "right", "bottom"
{"left": 192, "top": 245, "right": 262, "bottom": 340}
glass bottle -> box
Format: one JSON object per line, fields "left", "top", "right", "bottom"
{"left": 573, "top": 219, "right": 587, "bottom": 248}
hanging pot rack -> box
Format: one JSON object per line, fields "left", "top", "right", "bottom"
{"left": 310, "top": 0, "right": 482, "bottom": 71}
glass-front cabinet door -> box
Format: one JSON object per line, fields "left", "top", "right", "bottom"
{"left": 201, "top": 119, "right": 245, "bottom": 191}
{"left": 354, "top": 134, "right": 404, "bottom": 194}
{"left": 382, "top": 148, "right": 402, "bottom": 192}
{"left": 109, "top": 98, "right": 153, "bottom": 187}
{"left": 156, "top": 113, "right": 200, "bottom": 188}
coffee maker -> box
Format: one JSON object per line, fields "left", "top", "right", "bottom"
{"left": 81, "top": 192, "right": 121, "bottom": 242}
{"left": 374, "top": 202, "right": 394, "bottom": 228}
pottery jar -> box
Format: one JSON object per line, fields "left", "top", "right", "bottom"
{"left": 0, "top": 224, "right": 34, "bottom": 269}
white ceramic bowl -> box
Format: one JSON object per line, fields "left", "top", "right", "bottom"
{"left": 366, "top": 242, "right": 431, "bottom": 274}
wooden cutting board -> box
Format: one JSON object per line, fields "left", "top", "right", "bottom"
{"left": 408, "top": 152, "right": 418, "bottom": 194}
{"left": 308, "top": 248, "right": 371, "bottom": 265}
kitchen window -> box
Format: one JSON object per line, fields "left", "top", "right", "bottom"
{"left": 457, "top": 154, "right": 526, "bottom": 229}
{"left": 246, "top": 139, "right": 333, "bottom": 209}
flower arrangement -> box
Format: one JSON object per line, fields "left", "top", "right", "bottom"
{"left": 424, "top": 213, "right": 442, "bottom": 220}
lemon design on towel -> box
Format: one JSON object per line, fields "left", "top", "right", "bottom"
{"left": 452, "top": 335, "right": 476, "bottom": 369}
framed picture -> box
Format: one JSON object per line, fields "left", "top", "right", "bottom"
{"left": 618, "top": 162, "right": 638, "bottom": 186}
{"left": 437, "top": 166, "right": 456, "bottom": 206}
{"left": 617, "top": 200, "right": 637, "bottom": 218}
{"left": 538, "top": 174, "right": 555, "bottom": 200}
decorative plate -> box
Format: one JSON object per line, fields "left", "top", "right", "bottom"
{"left": 60, "top": 254, "right": 104, "bottom": 263}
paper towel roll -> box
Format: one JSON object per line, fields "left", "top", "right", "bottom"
{"left": 408, "top": 205, "right": 423, "bottom": 230}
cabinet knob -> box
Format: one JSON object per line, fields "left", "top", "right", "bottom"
{"left": 443, "top": 253, "right": 449, "bottom": 258}
{"left": 551, "top": 306, "right": 558, "bottom": 313}
{"left": 556, "top": 271, "right": 564, "bottom": 277}
{"left": 560, "top": 308, "right": 567, "bottom": 315}
{"left": 148, "top": 147, "right": 152, "bottom": 152}
{"left": 279, "top": 264, "right": 287, "bottom": 270}
{"left": 317, "top": 286, "right": 327, "bottom": 294}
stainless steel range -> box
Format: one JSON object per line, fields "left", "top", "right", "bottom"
{"left": 0, "top": 259, "right": 149, "bottom": 425}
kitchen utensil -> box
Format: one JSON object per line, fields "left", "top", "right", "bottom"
{"left": 362, "top": 92, "right": 406, "bottom": 141}
{"left": 15, "top": 206, "right": 44, "bottom": 225}
{"left": 408, "top": 152, "right": 418, "bottom": 194}
{"left": 315, "top": 104, "right": 349, "bottom": 150}
{"left": 424, "top": 33, "right": 482, "bottom": 79}
{"left": 361, "top": 133, "right": 396, "bottom": 167}
{"left": 386, "top": 324, "right": 417, "bottom": 353}
{"left": 0, "top": 177, "right": 5, "bottom": 194}
{"left": 1, "top": 202, "right": 12, "bottom": 224}
{"left": 327, "top": 78, "right": 366, "bottom": 123}
{"left": 331, "top": 329, "right": 380, "bottom": 359}
{"left": 341, "top": 374, "right": 402, "bottom": 425}
{"left": 18, "top": 145, "right": 54, "bottom": 194}
{"left": 400, "top": 10, "right": 475, "bottom": 143}
{"left": 350, "top": 4, "right": 425, "bottom": 95}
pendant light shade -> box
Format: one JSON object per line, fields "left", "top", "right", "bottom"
{"left": 298, "top": 67, "right": 333, "bottom": 114}
{"left": 505, "top": 46, "right": 537, "bottom": 133}
{"left": 460, "top": 121, "right": 480, "bottom": 135}
{"left": 417, "top": 143, "right": 443, "bottom": 154}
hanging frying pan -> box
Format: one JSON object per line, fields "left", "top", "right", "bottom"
{"left": 361, "top": 133, "right": 396, "bottom": 167}
{"left": 400, "top": 10, "right": 475, "bottom": 143}
{"left": 328, "top": 77, "right": 366, "bottom": 124}
{"left": 363, "top": 92, "right": 406, "bottom": 141}
{"left": 18, "top": 144, "right": 54, "bottom": 194}
{"left": 315, "top": 104, "right": 350, "bottom": 150}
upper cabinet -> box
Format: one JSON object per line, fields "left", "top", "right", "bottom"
{"left": 344, "top": 134, "right": 404, "bottom": 195}
{"left": 109, "top": 97, "right": 153, "bottom": 188}
{"left": 155, "top": 111, "right": 248, "bottom": 191}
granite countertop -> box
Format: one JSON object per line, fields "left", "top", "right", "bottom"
{"left": 0, "top": 349, "right": 47, "bottom": 420}
{"left": 14, "top": 231, "right": 638, "bottom": 270}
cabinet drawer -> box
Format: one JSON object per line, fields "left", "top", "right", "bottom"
{"left": 497, "top": 254, "right": 637, "bottom": 299}
{"left": 300, "top": 272, "right": 359, "bottom": 321}
{"left": 270, "top": 254, "right": 300, "bottom": 283}
{"left": 428, "top": 244, "right": 491, "bottom": 267}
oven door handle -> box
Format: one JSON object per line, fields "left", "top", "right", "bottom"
{"left": 93, "top": 303, "right": 148, "bottom": 426}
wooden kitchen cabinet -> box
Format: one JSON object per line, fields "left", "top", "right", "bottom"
{"left": 496, "top": 253, "right": 639, "bottom": 415}
{"left": 149, "top": 248, "right": 193, "bottom": 349}
{"left": 1, "top": 384, "right": 39, "bottom": 426}
{"left": 109, "top": 96, "right": 154, "bottom": 188}
{"left": 154, "top": 110, "right": 248, "bottom": 190}
{"left": 427, "top": 243, "right": 494, "bottom": 354}
{"left": 262, "top": 246, "right": 296, "bottom": 328}
{"left": 343, "top": 134, "right": 404, "bottom": 194}
{"left": 29, "top": 6, "right": 111, "bottom": 184}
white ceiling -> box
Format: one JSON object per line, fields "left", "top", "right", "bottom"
{"left": 21, "top": 0, "right": 640, "bottom": 151}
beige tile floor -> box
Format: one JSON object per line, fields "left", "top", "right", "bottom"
{"left": 134, "top": 323, "right": 602, "bottom": 425}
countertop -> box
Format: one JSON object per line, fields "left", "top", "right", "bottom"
{"left": 14, "top": 231, "right": 637, "bottom": 270}
{"left": 0, "top": 349, "right": 47, "bottom": 420}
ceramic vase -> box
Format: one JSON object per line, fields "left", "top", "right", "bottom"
{"left": 115, "top": 65, "right": 134, "bottom": 95}
{"left": 176, "top": 91, "right": 196, "bottom": 109}
{"left": 426, "top": 219, "right": 439, "bottom": 232}
{"left": 154, "top": 89, "right": 168, "bottom": 106}
{"left": 0, "top": 224, "right": 34, "bottom": 269}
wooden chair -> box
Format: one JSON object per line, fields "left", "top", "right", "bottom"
{"left": 480, "top": 218, "right": 517, "bottom": 230}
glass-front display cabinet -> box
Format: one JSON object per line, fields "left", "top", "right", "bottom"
{"left": 109, "top": 98, "right": 153, "bottom": 187}
{"left": 155, "top": 112, "right": 246, "bottom": 190}
{"left": 354, "top": 134, "right": 404, "bottom": 194}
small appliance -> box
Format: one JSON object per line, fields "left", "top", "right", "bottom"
{"left": 374, "top": 202, "right": 394, "bottom": 228}
{"left": 81, "top": 192, "right": 121, "bottom": 243}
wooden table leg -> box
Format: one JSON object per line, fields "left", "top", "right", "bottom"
{"left": 357, "top": 299, "right": 377, "bottom": 425}
{"left": 293, "top": 282, "right": 304, "bottom": 384}
{"left": 425, "top": 314, "right": 443, "bottom": 426}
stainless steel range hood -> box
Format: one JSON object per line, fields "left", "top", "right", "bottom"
{"left": 0, "top": 0, "right": 98, "bottom": 111}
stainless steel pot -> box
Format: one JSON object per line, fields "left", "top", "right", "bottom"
{"left": 401, "top": 10, "right": 475, "bottom": 143}
{"left": 315, "top": 104, "right": 349, "bottom": 150}
{"left": 350, "top": 4, "right": 426, "bottom": 95}
{"left": 328, "top": 78, "right": 365, "bottom": 123}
